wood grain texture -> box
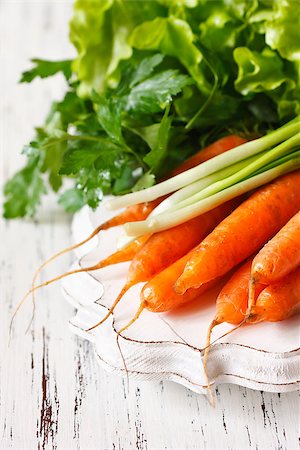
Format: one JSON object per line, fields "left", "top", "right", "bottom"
{"left": 0, "top": 2, "right": 299, "bottom": 449}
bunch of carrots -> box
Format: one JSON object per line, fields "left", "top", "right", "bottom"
{"left": 16, "top": 133, "right": 300, "bottom": 400}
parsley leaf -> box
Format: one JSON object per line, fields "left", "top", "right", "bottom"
{"left": 143, "top": 105, "right": 172, "bottom": 172}
{"left": 60, "top": 138, "right": 122, "bottom": 175}
{"left": 126, "top": 70, "right": 194, "bottom": 115}
{"left": 20, "top": 59, "right": 72, "bottom": 83}
{"left": 132, "top": 172, "right": 156, "bottom": 191}
{"left": 3, "top": 156, "right": 46, "bottom": 218}
{"left": 58, "top": 188, "right": 85, "bottom": 213}
{"left": 92, "top": 92, "right": 124, "bottom": 145}
{"left": 129, "top": 53, "right": 164, "bottom": 88}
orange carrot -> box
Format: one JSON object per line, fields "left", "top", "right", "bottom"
{"left": 248, "top": 211, "right": 300, "bottom": 314}
{"left": 248, "top": 267, "right": 300, "bottom": 323}
{"left": 213, "top": 260, "right": 265, "bottom": 325}
{"left": 202, "top": 260, "right": 256, "bottom": 385}
{"left": 141, "top": 251, "right": 217, "bottom": 313}
{"left": 251, "top": 210, "right": 300, "bottom": 283}
{"left": 94, "top": 234, "right": 150, "bottom": 268}
{"left": 175, "top": 171, "right": 300, "bottom": 295}
{"left": 10, "top": 234, "right": 150, "bottom": 328}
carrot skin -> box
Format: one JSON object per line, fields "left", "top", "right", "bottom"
{"left": 175, "top": 170, "right": 300, "bottom": 294}
{"left": 249, "top": 267, "right": 300, "bottom": 323}
{"left": 142, "top": 252, "right": 217, "bottom": 313}
{"left": 251, "top": 210, "right": 300, "bottom": 285}
{"left": 103, "top": 200, "right": 161, "bottom": 229}
{"left": 97, "top": 235, "right": 150, "bottom": 268}
{"left": 214, "top": 260, "right": 265, "bottom": 324}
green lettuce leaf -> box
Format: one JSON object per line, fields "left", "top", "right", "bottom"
{"left": 70, "top": 0, "right": 165, "bottom": 97}
{"left": 234, "top": 47, "right": 287, "bottom": 95}
{"left": 265, "top": 0, "right": 300, "bottom": 62}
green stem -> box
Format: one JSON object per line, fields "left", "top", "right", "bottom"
{"left": 41, "top": 134, "right": 111, "bottom": 149}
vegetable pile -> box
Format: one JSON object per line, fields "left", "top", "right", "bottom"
{"left": 8, "top": 0, "right": 300, "bottom": 397}
{"left": 14, "top": 138, "right": 300, "bottom": 400}
{"left": 4, "top": 0, "right": 300, "bottom": 218}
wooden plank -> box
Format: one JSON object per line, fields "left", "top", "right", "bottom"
{"left": 0, "top": 2, "right": 299, "bottom": 449}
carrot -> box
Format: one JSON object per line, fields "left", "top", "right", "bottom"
{"left": 203, "top": 259, "right": 264, "bottom": 356}
{"left": 213, "top": 260, "right": 263, "bottom": 324}
{"left": 116, "top": 250, "right": 221, "bottom": 407}
{"left": 93, "top": 234, "right": 150, "bottom": 267}
{"left": 87, "top": 198, "right": 240, "bottom": 331}
{"left": 175, "top": 170, "right": 300, "bottom": 295}
{"left": 114, "top": 251, "right": 220, "bottom": 385}
{"left": 141, "top": 251, "right": 218, "bottom": 313}
{"left": 201, "top": 260, "right": 256, "bottom": 404}
{"left": 248, "top": 210, "right": 300, "bottom": 314}
{"left": 248, "top": 267, "right": 300, "bottom": 323}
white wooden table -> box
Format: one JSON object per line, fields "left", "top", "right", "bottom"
{"left": 1, "top": 3, "right": 299, "bottom": 449}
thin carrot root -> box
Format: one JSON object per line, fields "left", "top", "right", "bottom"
{"left": 203, "top": 319, "right": 219, "bottom": 407}
{"left": 116, "top": 333, "right": 129, "bottom": 387}
{"left": 115, "top": 302, "right": 145, "bottom": 387}
{"left": 117, "top": 302, "right": 145, "bottom": 335}
{"left": 25, "top": 295, "right": 36, "bottom": 334}
{"left": 32, "top": 222, "right": 106, "bottom": 289}
{"left": 246, "top": 277, "right": 257, "bottom": 317}
{"left": 202, "top": 317, "right": 247, "bottom": 406}
{"left": 27, "top": 221, "right": 108, "bottom": 330}
{"left": 86, "top": 283, "right": 134, "bottom": 331}
{"left": 10, "top": 262, "right": 106, "bottom": 336}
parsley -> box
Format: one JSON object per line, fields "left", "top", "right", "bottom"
{"left": 3, "top": 156, "right": 46, "bottom": 218}
{"left": 58, "top": 188, "right": 84, "bottom": 213}
{"left": 20, "top": 59, "right": 72, "bottom": 83}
